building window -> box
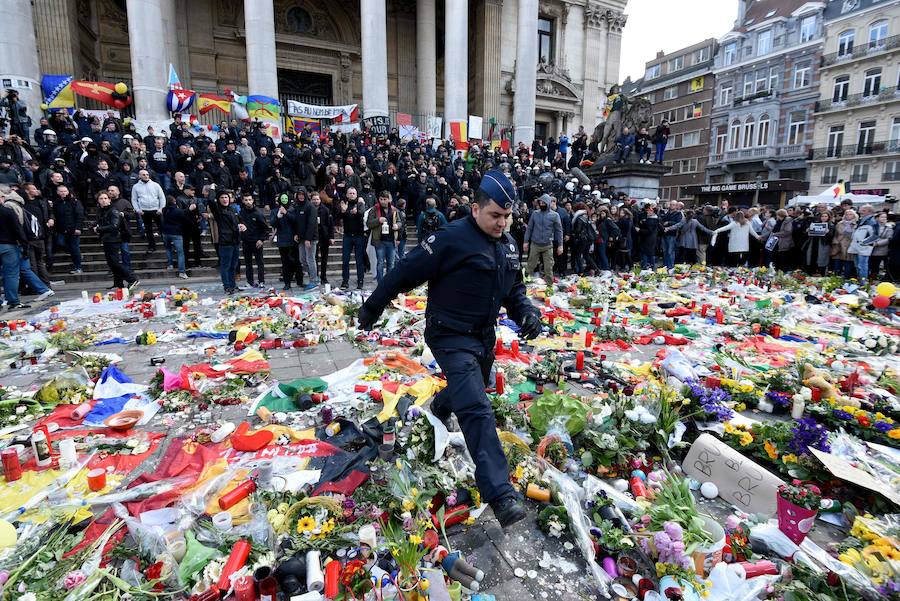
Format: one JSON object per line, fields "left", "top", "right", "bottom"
{"left": 755, "top": 69, "right": 768, "bottom": 93}
{"left": 724, "top": 42, "right": 737, "bottom": 66}
{"left": 832, "top": 75, "right": 850, "bottom": 103}
{"left": 538, "top": 17, "right": 554, "bottom": 63}
{"left": 891, "top": 117, "right": 900, "bottom": 150}
{"left": 718, "top": 84, "right": 732, "bottom": 106}
{"left": 743, "top": 73, "right": 754, "bottom": 96}
{"left": 838, "top": 29, "right": 855, "bottom": 57}
{"left": 757, "top": 115, "right": 770, "bottom": 146}
{"left": 800, "top": 15, "right": 817, "bottom": 43}
{"left": 787, "top": 111, "right": 806, "bottom": 145}
{"left": 663, "top": 86, "right": 678, "bottom": 100}
{"left": 821, "top": 166, "right": 839, "bottom": 185}
{"left": 729, "top": 120, "right": 741, "bottom": 150}
{"left": 743, "top": 117, "right": 756, "bottom": 148}
{"left": 715, "top": 130, "right": 727, "bottom": 155}
{"left": 769, "top": 67, "right": 779, "bottom": 92}
{"left": 793, "top": 62, "right": 812, "bottom": 89}
{"left": 850, "top": 163, "right": 869, "bottom": 183}
{"left": 863, "top": 68, "right": 882, "bottom": 97}
{"left": 681, "top": 158, "right": 698, "bottom": 173}
{"left": 646, "top": 64, "right": 661, "bottom": 79}
{"left": 694, "top": 47, "right": 710, "bottom": 63}
{"left": 869, "top": 20, "right": 888, "bottom": 49}
{"left": 692, "top": 103, "right": 703, "bottom": 118}
{"left": 757, "top": 30, "right": 772, "bottom": 55}
{"left": 682, "top": 131, "right": 700, "bottom": 146}
{"left": 668, "top": 56, "right": 684, "bottom": 72}
{"left": 827, "top": 125, "right": 845, "bottom": 157}
{"left": 857, "top": 120, "right": 876, "bottom": 154}
{"left": 884, "top": 160, "right": 900, "bottom": 182}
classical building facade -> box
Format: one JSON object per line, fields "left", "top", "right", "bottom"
{"left": 808, "top": 0, "right": 900, "bottom": 199}
{"left": 633, "top": 39, "right": 717, "bottom": 203}
{"left": 703, "top": 0, "right": 826, "bottom": 206}
{"left": 1, "top": 0, "right": 628, "bottom": 144}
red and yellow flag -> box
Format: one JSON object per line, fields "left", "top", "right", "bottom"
{"left": 197, "top": 93, "right": 231, "bottom": 115}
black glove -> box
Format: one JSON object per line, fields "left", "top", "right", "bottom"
{"left": 357, "top": 304, "right": 380, "bottom": 331}
{"left": 518, "top": 312, "right": 542, "bottom": 340}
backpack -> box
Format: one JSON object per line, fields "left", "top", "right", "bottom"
{"left": 574, "top": 214, "right": 597, "bottom": 245}
{"left": 421, "top": 211, "right": 441, "bottom": 235}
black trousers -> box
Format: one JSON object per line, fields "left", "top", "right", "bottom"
{"left": 102, "top": 241, "right": 135, "bottom": 288}
{"left": 184, "top": 223, "right": 203, "bottom": 266}
{"left": 429, "top": 331, "right": 514, "bottom": 505}
{"left": 242, "top": 241, "right": 265, "bottom": 285}
{"left": 277, "top": 246, "right": 302, "bottom": 288}
{"left": 28, "top": 240, "right": 52, "bottom": 285}
{"left": 141, "top": 212, "right": 163, "bottom": 251}
{"left": 318, "top": 239, "right": 331, "bottom": 283}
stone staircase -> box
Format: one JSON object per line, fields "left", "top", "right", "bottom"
{"left": 49, "top": 213, "right": 419, "bottom": 286}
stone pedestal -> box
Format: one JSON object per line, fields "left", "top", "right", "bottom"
{"left": 586, "top": 161, "right": 671, "bottom": 200}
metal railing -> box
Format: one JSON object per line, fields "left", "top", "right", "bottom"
{"left": 778, "top": 144, "right": 809, "bottom": 159}
{"left": 733, "top": 89, "right": 775, "bottom": 106}
{"left": 822, "top": 35, "right": 900, "bottom": 67}
{"left": 816, "top": 88, "right": 900, "bottom": 112}
{"left": 883, "top": 171, "right": 900, "bottom": 182}
{"left": 810, "top": 140, "right": 892, "bottom": 160}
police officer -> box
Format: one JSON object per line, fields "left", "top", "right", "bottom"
{"left": 358, "top": 169, "right": 542, "bottom": 528}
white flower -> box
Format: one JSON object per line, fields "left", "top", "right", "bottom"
{"left": 865, "top": 338, "right": 877, "bottom": 349}
{"left": 624, "top": 409, "right": 641, "bottom": 422}
{"left": 18, "top": 594, "right": 37, "bottom": 601}
{"left": 878, "top": 337, "right": 888, "bottom": 347}
{"left": 639, "top": 413, "right": 658, "bottom": 425}
{"left": 738, "top": 379, "right": 754, "bottom": 389}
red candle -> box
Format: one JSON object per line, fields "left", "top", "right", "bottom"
{"left": 771, "top": 325, "right": 781, "bottom": 338}
{"left": 495, "top": 338, "right": 503, "bottom": 354}
{"left": 217, "top": 540, "right": 252, "bottom": 591}
{"left": 592, "top": 317, "right": 601, "bottom": 326}
{"left": 811, "top": 387, "right": 821, "bottom": 402}
{"left": 218, "top": 479, "right": 257, "bottom": 510}
{"left": 622, "top": 318, "right": 628, "bottom": 326}
{"left": 324, "top": 560, "right": 342, "bottom": 599}
{"left": 510, "top": 340, "right": 519, "bottom": 354}
{"left": 548, "top": 315, "right": 555, "bottom": 326}
{"left": 576, "top": 351, "right": 584, "bottom": 371}
{"left": 641, "top": 303, "right": 649, "bottom": 316}
{"left": 690, "top": 300, "right": 696, "bottom": 309}
{"left": 584, "top": 331, "right": 593, "bottom": 347}
{"left": 495, "top": 371, "right": 505, "bottom": 395}
{"left": 701, "top": 304, "right": 709, "bottom": 317}
{"left": 715, "top": 307, "right": 724, "bottom": 324}
{"left": 737, "top": 560, "right": 778, "bottom": 578}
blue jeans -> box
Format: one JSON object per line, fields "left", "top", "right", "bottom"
{"left": 641, "top": 252, "right": 656, "bottom": 269}
{"left": 662, "top": 236, "right": 677, "bottom": 269}
{"left": 397, "top": 239, "right": 406, "bottom": 259}
{"left": 19, "top": 255, "right": 49, "bottom": 294}
{"left": 154, "top": 172, "right": 171, "bottom": 193}
{"left": 374, "top": 240, "right": 396, "bottom": 284}
{"left": 616, "top": 145, "right": 632, "bottom": 162}
{"left": 57, "top": 233, "right": 82, "bottom": 269}
{"left": 341, "top": 235, "right": 366, "bottom": 286}
{"left": 163, "top": 234, "right": 185, "bottom": 273}
{"left": 855, "top": 254, "right": 870, "bottom": 281}
{"left": 655, "top": 142, "right": 667, "bottom": 162}
{"left": 218, "top": 244, "right": 239, "bottom": 291}
{"left": 300, "top": 240, "right": 318, "bottom": 285}
{"left": 122, "top": 242, "right": 132, "bottom": 270}
{"left": 595, "top": 242, "right": 609, "bottom": 270}
{"left": 0, "top": 244, "right": 22, "bottom": 305}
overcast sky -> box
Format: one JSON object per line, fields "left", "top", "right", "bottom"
{"left": 618, "top": 0, "right": 739, "bottom": 83}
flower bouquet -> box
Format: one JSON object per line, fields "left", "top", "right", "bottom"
{"left": 776, "top": 480, "right": 821, "bottom": 544}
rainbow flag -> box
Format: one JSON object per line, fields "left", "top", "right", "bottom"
{"left": 197, "top": 93, "right": 231, "bottom": 115}
{"left": 41, "top": 75, "right": 75, "bottom": 110}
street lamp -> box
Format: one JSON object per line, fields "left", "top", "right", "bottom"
{"left": 753, "top": 175, "right": 763, "bottom": 207}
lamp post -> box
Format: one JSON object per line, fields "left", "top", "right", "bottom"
{"left": 753, "top": 175, "right": 764, "bottom": 207}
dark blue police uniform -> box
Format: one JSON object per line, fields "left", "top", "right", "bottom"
{"left": 363, "top": 214, "right": 539, "bottom": 504}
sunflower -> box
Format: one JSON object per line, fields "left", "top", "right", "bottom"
{"left": 296, "top": 516, "right": 316, "bottom": 533}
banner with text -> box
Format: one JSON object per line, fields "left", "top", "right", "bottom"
{"left": 286, "top": 100, "right": 359, "bottom": 121}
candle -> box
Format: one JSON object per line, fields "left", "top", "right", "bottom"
{"left": 791, "top": 397, "right": 805, "bottom": 420}
{"left": 811, "top": 387, "right": 821, "bottom": 402}
{"left": 81, "top": 290, "right": 89, "bottom": 303}
{"left": 495, "top": 370, "right": 505, "bottom": 395}
{"left": 622, "top": 317, "right": 628, "bottom": 326}
{"left": 548, "top": 315, "right": 555, "bottom": 326}
{"left": 526, "top": 483, "right": 551, "bottom": 502}
{"left": 701, "top": 304, "right": 709, "bottom": 317}
{"left": 585, "top": 331, "right": 593, "bottom": 347}
{"left": 771, "top": 325, "right": 781, "bottom": 338}
{"left": 217, "top": 540, "right": 252, "bottom": 591}
{"left": 715, "top": 307, "right": 724, "bottom": 324}
{"left": 495, "top": 338, "right": 503, "bottom": 354}
{"left": 641, "top": 303, "right": 649, "bottom": 316}
{"left": 511, "top": 340, "right": 519, "bottom": 354}
{"left": 576, "top": 351, "right": 584, "bottom": 371}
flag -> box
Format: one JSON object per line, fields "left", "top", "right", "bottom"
{"left": 168, "top": 64, "right": 182, "bottom": 88}
{"left": 289, "top": 117, "right": 321, "bottom": 136}
{"left": 70, "top": 80, "right": 118, "bottom": 107}
{"left": 333, "top": 105, "right": 360, "bottom": 124}
{"left": 396, "top": 113, "right": 412, "bottom": 127}
{"left": 246, "top": 95, "right": 281, "bottom": 120}
{"left": 197, "top": 93, "right": 231, "bottom": 115}
{"left": 166, "top": 87, "right": 195, "bottom": 112}
{"left": 829, "top": 181, "right": 845, "bottom": 198}
{"left": 41, "top": 75, "right": 75, "bottom": 110}
{"left": 449, "top": 121, "right": 467, "bottom": 150}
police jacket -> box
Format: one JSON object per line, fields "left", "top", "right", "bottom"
{"left": 96, "top": 205, "right": 125, "bottom": 244}
{"left": 238, "top": 205, "right": 271, "bottom": 243}
{"left": 363, "top": 215, "right": 538, "bottom": 337}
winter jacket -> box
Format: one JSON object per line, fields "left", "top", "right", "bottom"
{"left": 660, "top": 210, "right": 683, "bottom": 237}
{"left": 830, "top": 219, "right": 856, "bottom": 260}
{"left": 677, "top": 218, "right": 713, "bottom": 250}
{"left": 712, "top": 220, "right": 759, "bottom": 253}
{"left": 96, "top": 205, "right": 126, "bottom": 244}
{"left": 52, "top": 195, "right": 84, "bottom": 233}
{"left": 636, "top": 214, "right": 660, "bottom": 254}
{"left": 0, "top": 203, "right": 26, "bottom": 245}
{"left": 848, "top": 223, "right": 878, "bottom": 257}
{"left": 293, "top": 200, "right": 317, "bottom": 242}
{"left": 771, "top": 217, "right": 794, "bottom": 251}
{"left": 238, "top": 205, "right": 271, "bottom": 243}
{"left": 340, "top": 201, "right": 366, "bottom": 237}
{"left": 131, "top": 179, "right": 166, "bottom": 212}
{"left": 872, "top": 223, "right": 893, "bottom": 257}
{"left": 270, "top": 205, "right": 299, "bottom": 248}
{"left": 317, "top": 203, "right": 334, "bottom": 242}
{"left": 148, "top": 146, "right": 174, "bottom": 175}
{"left": 525, "top": 208, "right": 563, "bottom": 247}
{"left": 367, "top": 202, "right": 401, "bottom": 244}
{"left": 207, "top": 200, "right": 241, "bottom": 246}
{"left": 161, "top": 204, "right": 191, "bottom": 237}
{"left": 24, "top": 196, "right": 51, "bottom": 241}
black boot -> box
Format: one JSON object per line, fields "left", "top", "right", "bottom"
{"left": 491, "top": 495, "right": 526, "bottom": 528}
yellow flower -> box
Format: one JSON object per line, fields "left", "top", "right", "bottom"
{"left": 321, "top": 519, "right": 335, "bottom": 534}
{"left": 782, "top": 453, "right": 798, "bottom": 464}
{"left": 409, "top": 534, "right": 423, "bottom": 545}
{"left": 724, "top": 423, "right": 736, "bottom": 434}
{"left": 463, "top": 516, "right": 476, "bottom": 526}
{"left": 420, "top": 578, "right": 430, "bottom": 591}
{"left": 734, "top": 402, "right": 747, "bottom": 412}
{"left": 395, "top": 459, "right": 404, "bottom": 470}
{"left": 410, "top": 487, "right": 419, "bottom": 498}
{"left": 682, "top": 399, "right": 691, "bottom": 406}
{"left": 764, "top": 440, "right": 778, "bottom": 460}
{"left": 297, "top": 516, "right": 316, "bottom": 533}
{"left": 514, "top": 465, "right": 524, "bottom": 481}
{"left": 401, "top": 499, "right": 415, "bottom": 512}
{"left": 739, "top": 432, "right": 753, "bottom": 447}
{"left": 889, "top": 429, "right": 900, "bottom": 440}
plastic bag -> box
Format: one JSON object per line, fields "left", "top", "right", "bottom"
{"left": 528, "top": 391, "right": 590, "bottom": 436}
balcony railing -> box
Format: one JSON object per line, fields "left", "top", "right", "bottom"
{"left": 733, "top": 89, "right": 774, "bottom": 106}
{"left": 778, "top": 144, "right": 810, "bottom": 159}
{"left": 810, "top": 140, "right": 893, "bottom": 160}
{"left": 822, "top": 35, "right": 900, "bottom": 67}
{"left": 884, "top": 171, "right": 900, "bottom": 182}
{"left": 816, "top": 89, "right": 900, "bottom": 112}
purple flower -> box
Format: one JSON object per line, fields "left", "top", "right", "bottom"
{"left": 663, "top": 521, "right": 684, "bottom": 542}
{"left": 407, "top": 406, "right": 422, "bottom": 419}
{"left": 832, "top": 409, "right": 853, "bottom": 421}
{"left": 875, "top": 421, "right": 894, "bottom": 433}
{"left": 789, "top": 418, "right": 831, "bottom": 455}
{"left": 766, "top": 391, "right": 792, "bottom": 408}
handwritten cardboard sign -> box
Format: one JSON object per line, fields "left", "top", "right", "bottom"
{"left": 683, "top": 433, "right": 785, "bottom": 515}
{"left": 809, "top": 448, "right": 900, "bottom": 506}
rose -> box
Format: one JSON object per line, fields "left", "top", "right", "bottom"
{"left": 64, "top": 570, "right": 86, "bottom": 590}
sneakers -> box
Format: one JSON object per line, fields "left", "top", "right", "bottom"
{"left": 178, "top": 272, "right": 189, "bottom": 279}
{"left": 69, "top": 268, "right": 82, "bottom": 274}
{"left": 35, "top": 290, "right": 55, "bottom": 302}
{"left": 491, "top": 495, "right": 527, "bottom": 528}
{"left": 128, "top": 280, "right": 141, "bottom": 291}
{"left": 50, "top": 280, "right": 65, "bottom": 287}
{"left": 7, "top": 303, "right": 31, "bottom": 311}
{"left": 166, "top": 265, "right": 173, "bottom": 271}
{"left": 356, "top": 283, "right": 364, "bottom": 290}
{"left": 258, "top": 281, "right": 266, "bottom": 288}
{"left": 340, "top": 281, "right": 349, "bottom": 289}
{"left": 303, "top": 283, "right": 317, "bottom": 291}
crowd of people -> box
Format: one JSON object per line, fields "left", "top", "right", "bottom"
{"left": 0, "top": 104, "right": 897, "bottom": 309}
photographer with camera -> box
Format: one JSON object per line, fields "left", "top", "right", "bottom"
{"left": 0, "top": 90, "right": 32, "bottom": 141}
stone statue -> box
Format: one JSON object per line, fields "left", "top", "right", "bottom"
{"left": 591, "top": 88, "right": 653, "bottom": 156}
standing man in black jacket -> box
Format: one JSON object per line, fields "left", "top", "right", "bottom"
{"left": 312, "top": 191, "right": 334, "bottom": 286}
{"left": 294, "top": 188, "right": 319, "bottom": 290}
{"left": 93, "top": 190, "right": 137, "bottom": 289}
{"left": 271, "top": 192, "right": 302, "bottom": 291}
{"left": 208, "top": 190, "right": 242, "bottom": 294}
{"left": 238, "top": 193, "right": 271, "bottom": 287}
{"left": 21, "top": 183, "right": 53, "bottom": 286}
{"left": 339, "top": 187, "right": 366, "bottom": 289}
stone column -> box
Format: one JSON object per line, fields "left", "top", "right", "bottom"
{"left": 476, "top": 0, "right": 503, "bottom": 122}
{"left": 126, "top": 0, "right": 170, "bottom": 124}
{"left": 361, "top": 0, "right": 389, "bottom": 118}
{"left": 244, "top": 0, "right": 279, "bottom": 99}
{"left": 160, "top": 0, "right": 179, "bottom": 77}
{"left": 0, "top": 0, "right": 42, "bottom": 130}
{"left": 513, "top": 0, "right": 539, "bottom": 145}
{"left": 32, "top": 0, "right": 80, "bottom": 75}
{"left": 443, "top": 0, "right": 468, "bottom": 134}
{"left": 580, "top": 6, "right": 608, "bottom": 131}
{"left": 416, "top": 0, "right": 437, "bottom": 116}
{"left": 604, "top": 11, "right": 626, "bottom": 90}
{"left": 395, "top": 9, "right": 417, "bottom": 114}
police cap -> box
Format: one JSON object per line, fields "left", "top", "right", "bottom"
{"left": 478, "top": 169, "right": 516, "bottom": 209}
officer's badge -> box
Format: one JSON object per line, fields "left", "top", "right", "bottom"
{"left": 508, "top": 243, "right": 515, "bottom": 252}
{"left": 427, "top": 235, "right": 436, "bottom": 243}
